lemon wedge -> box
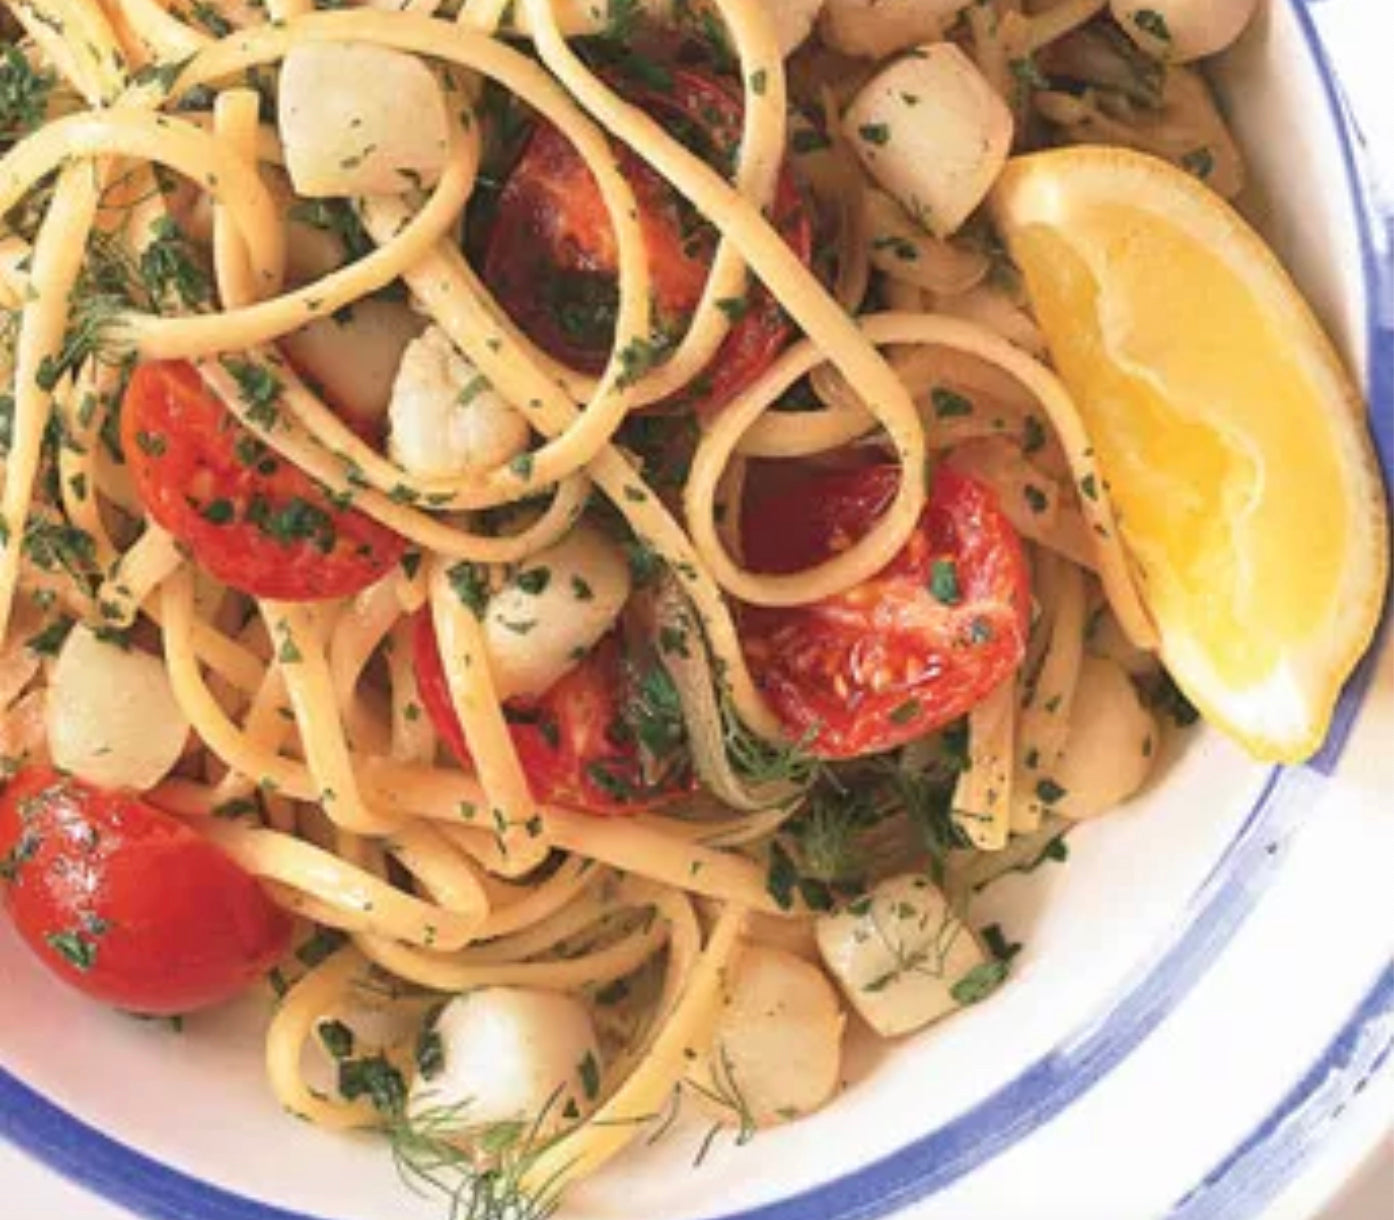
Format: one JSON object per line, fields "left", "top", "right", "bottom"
{"left": 991, "top": 147, "right": 1389, "bottom": 762}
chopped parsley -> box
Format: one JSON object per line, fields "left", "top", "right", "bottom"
{"left": 585, "top": 760, "right": 638, "bottom": 802}
{"left": 414, "top": 1023, "right": 445, "bottom": 1081}
{"left": 222, "top": 358, "right": 283, "bottom": 429}
{"left": 338, "top": 1054, "right": 407, "bottom": 1116}
{"left": 0, "top": 826, "right": 40, "bottom": 881}
{"left": 212, "top": 797, "right": 259, "bottom": 820}
{"left": 623, "top": 539, "right": 663, "bottom": 587}
{"left": 578, "top": 1050, "right": 601, "bottom": 1100}
{"left": 457, "top": 374, "right": 490, "bottom": 406}
{"left": 1181, "top": 146, "right": 1215, "bottom": 180}
{"left": 23, "top": 519, "right": 97, "bottom": 584}
{"left": 135, "top": 430, "right": 167, "bottom": 457}
{"left": 929, "top": 558, "right": 961, "bottom": 605}
{"left": 447, "top": 561, "right": 490, "bottom": 618}
{"left": 247, "top": 495, "right": 336, "bottom": 553}
{"left": 1034, "top": 777, "right": 1067, "bottom": 804}
{"left": 888, "top": 697, "right": 923, "bottom": 726}
{"left": 25, "top": 616, "right": 73, "bottom": 656}
{"left": 46, "top": 927, "right": 101, "bottom": 971}
{"left": 317, "top": 1019, "right": 355, "bottom": 1061}
{"left": 603, "top": 0, "right": 643, "bottom": 40}
{"left": 295, "top": 927, "right": 348, "bottom": 968}
{"left": 185, "top": 0, "right": 233, "bottom": 36}
{"left": 139, "top": 217, "right": 211, "bottom": 310}
{"left": 0, "top": 45, "right": 55, "bottom": 142}
{"left": 967, "top": 616, "right": 994, "bottom": 645}
{"left": 514, "top": 566, "right": 550, "bottom": 595}
{"left": 286, "top": 198, "right": 375, "bottom": 261}
{"left": 1132, "top": 8, "right": 1171, "bottom": 42}
{"left": 950, "top": 958, "right": 1008, "bottom": 1005}
{"left": 981, "top": 923, "right": 1022, "bottom": 964}
{"left": 623, "top": 661, "right": 688, "bottom": 786}
{"left": 931, "top": 387, "right": 973, "bottom": 418}
{"left": 615, "top": 335, "right": 666, "bottom": 388}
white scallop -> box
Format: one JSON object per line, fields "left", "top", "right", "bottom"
{"left": 816, "top": 872, "right": 990, "bottom": 1037}
{"left": 278, "top": 42, "right": 451, "bottom": 198}
{"left": 688, "top": 945, "right": 845, "bottom": 1128}
{"left": 46, "top": 626, "right": 189, "bottom": 791}
{"left": 843, "top": 42, "right": 1013, "bottom": 238}
{"left": 1051, "top": 655, "right": 1160, "bottom": 821}
{"left": 387, "top": 326, "right": 530, "bottom": 480}
{"left": 1111, "top": 0, "right": 1260, "bottom": 64}
{"left": 819, "top": 0, "right": 970, "bottom": 60}
{"left": 407, "top": 988, "right": 601, "bottom": 1135}
{"left": 483, "top": 525, "right": 631, "bottom": 702}
{"left": 282, "top": 298, "right": 425, "bottom": 431}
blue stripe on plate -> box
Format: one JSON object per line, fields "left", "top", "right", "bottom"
{"left": 1, "top": 2, "right": 1389, "bottom": 1218}
{"left": 1168, "top": 963, "right": 1394, "bottom": 1220}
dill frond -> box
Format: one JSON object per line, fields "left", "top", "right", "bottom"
{"left": 686, "top": 1043, "right": 756, "bottom": 1168}
{"left": 385, "top": 1093, "right": 574, "bottom": 1220}
{"left": 0, "top": 44, "right": 55, "bottom": 144}
{"left": 721, "top": 706, "right": 823, "bottom": 794}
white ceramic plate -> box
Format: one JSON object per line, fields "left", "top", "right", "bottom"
{"left": 2, "top": 2, "right": 1391, "bottom": 1217}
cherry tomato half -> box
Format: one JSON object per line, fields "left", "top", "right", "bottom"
{"left": 0, "top": 767, "right": 291, "bottom": 1014}
{"left": 482, "top": 63, "right": 812, "bottom": 416}
{"left": 122, "top": 360, "right": 405, "bottom": 601}
{"left": 739, "top": 463, "right": 1031, "bottom": 759}
{"left": 413, "top": 615, "right": 670, "bottom": 816}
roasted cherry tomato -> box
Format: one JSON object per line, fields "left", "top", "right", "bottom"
{"left": 121, "top": 360, "right": 405, "bottom": 601}
{"left": 739, "top": 463, "right": 1031, "bottom": 759}
{"left": 414, "top": 615, "right": 669, "bottom": 815}
{"left": 482, "top": 63, "right": 812, "bottom": 415}
{"left": 0, "top": 767, "right": 292, "bottom": 1014}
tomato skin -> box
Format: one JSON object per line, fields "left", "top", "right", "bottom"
{"left": 482, "top": 65, "right": 812, "bottom": 415}
{"left": 740, "top": 464, "right": 1031, "bottom": 759}
{"left": 122, "top": 361, "right": 406, "bottom": 601}
{"left": 0, "top": 767, "right": 292, "bottom": 1014}
{"left": 413, "top": 614, "right": 662, "bottom": 816}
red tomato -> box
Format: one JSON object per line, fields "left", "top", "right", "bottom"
{"left": 413, "top": 614, "right": 664, "bottom": 815}
{"left": 739, "top": 463, "right": 1031, "bottom": 759}
{"left": 121, "top": 360, "right": 405, "bottom": 601}
{"left": 0, "top": 767, "right": 292, "bottom": 1014}
{"left": 482, "top": 64, "right": 812, "bottom": 415}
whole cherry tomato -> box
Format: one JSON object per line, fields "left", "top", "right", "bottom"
{"left": 0, "top": 767, "right": 292, "bottom": 1014}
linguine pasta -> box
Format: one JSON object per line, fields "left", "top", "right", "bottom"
{"left": 0, "top": 0, "right": 1259, "bottom": 1208}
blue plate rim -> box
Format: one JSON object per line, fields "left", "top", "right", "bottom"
{"left": 2, "top": 2, "right": 1390, "bottom": 1218}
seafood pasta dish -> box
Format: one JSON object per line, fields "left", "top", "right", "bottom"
{"left": 0, "top": 0, "right": 1386, "bottom": 1212}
